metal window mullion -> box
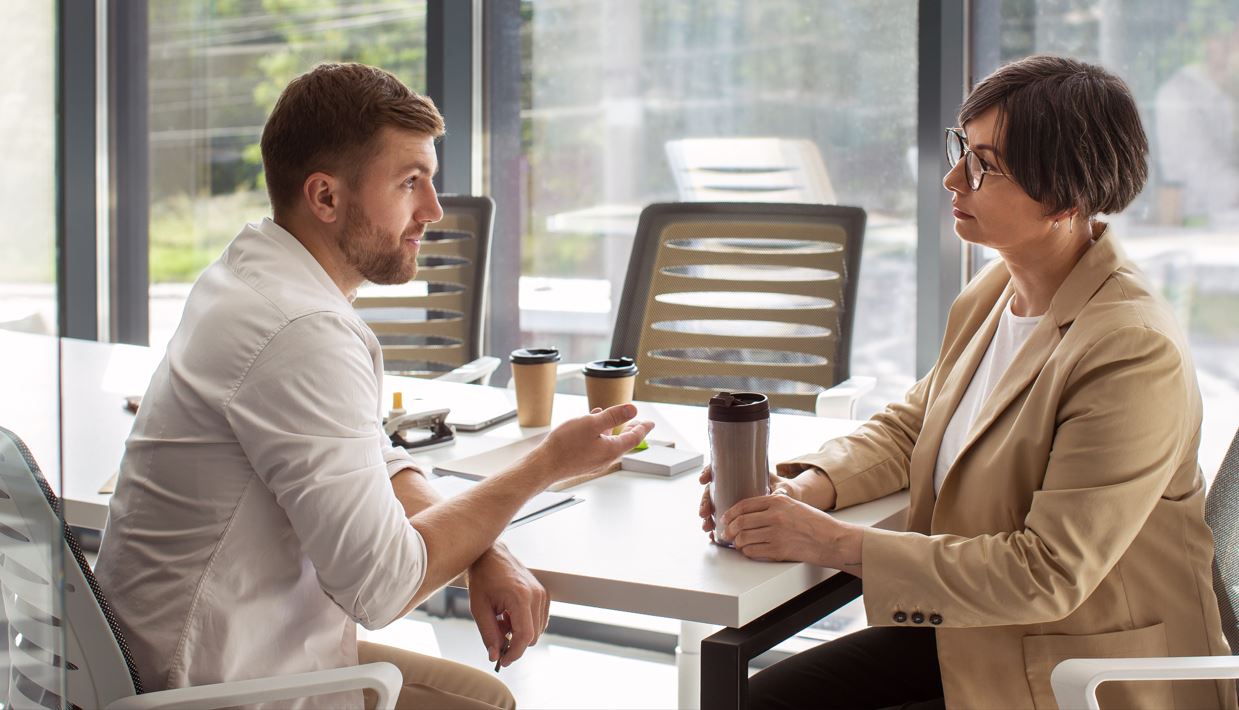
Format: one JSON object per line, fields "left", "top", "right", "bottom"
{"left": 915, "top": 0, "right": 968, "bottom": 376}
{"left": 57, "top": 0, "right": 100, "bottom": 341}
{"left": 427, "top": 0, "right": 475, "bottom": 197}
{"left": 108, "top": 0, "right": 150, "bottom": 346}
{"left": 481, "top": 0, "right": 522, "bottom": 382}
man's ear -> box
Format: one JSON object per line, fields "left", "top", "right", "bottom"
{"left": 302, "top": 172, "right": 342, "bottom": 224}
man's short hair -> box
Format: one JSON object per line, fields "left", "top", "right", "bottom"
{"left": 260, "top": 63, "right": 446, "bottom": 215}
{"left": 959, "top": 55, "right": 1148, "bottom": 217}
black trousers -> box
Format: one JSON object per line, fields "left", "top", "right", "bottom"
{"left": 748, "top": 626, "right": 945, "bottom": 710}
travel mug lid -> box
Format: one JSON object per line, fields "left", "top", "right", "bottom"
{"left": 583, "top": 357, "right": 638, "bottom": 378}
{"left": 707, "top": 392, "right": 770, "bottom": 422}
{"left": 510, "top": 347, "right": 562, "bottom": 365}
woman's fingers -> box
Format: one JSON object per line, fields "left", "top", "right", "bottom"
{"left": 698, "top": 464, "right": 713, "bottom": 484}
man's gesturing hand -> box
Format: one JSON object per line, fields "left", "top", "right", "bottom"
{"left": 528, "top": 403, "right": 654, "bottom": 485}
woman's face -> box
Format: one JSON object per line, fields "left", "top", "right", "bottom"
{"left": 944, "top": 106, "right": 1062, "bottom": 252}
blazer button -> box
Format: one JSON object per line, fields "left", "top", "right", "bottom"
{"left": 929, "top": 614, "right": 943, "bottom": 626}
{"left": 893, "top": 611, "right": 907, "bottom": 623}
{"left": 911, "top": 612, "right": 925, "bottom": 624}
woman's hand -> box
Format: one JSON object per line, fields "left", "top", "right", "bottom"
{"left": 698, "top": 465, "right": 800, "bottom": 541}
{"left": 718, "top": 493, "right": 865, "bottom": 574}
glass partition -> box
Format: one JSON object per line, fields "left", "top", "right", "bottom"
{"left": 0, "top": 1, "right": 57, "bottom": 338}
{"left": 510, "top": 0, "right": 920, "bottom": 414}
{"left": 146, "top": 0, "right": 429, "bottom": 352}
{"left": 0, "top": 1, "right": 68, "bottom": 704}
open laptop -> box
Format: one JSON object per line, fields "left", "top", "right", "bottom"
{"left": 440, "top": 387, "right": 518, "bottom": 431}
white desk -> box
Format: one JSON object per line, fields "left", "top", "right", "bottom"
{"left": 388, "top": 376, "right": 906, "bottom": 629}
{"left": 3, "top": 333, "right": 908, "bottom": 708}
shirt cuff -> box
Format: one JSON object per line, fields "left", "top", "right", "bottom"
{"left": 384, "top": 449, "right": 424, "bottom": 479}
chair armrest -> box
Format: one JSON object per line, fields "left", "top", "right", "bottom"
{"left": 105, "top": 662, "right": 403, "bottom": 710}
{"left": 1051, "top": 656, "right": 1239, "bottom": 710}
{"left": 814, "top": 376, "right": 876, "bottom": 419}
{"left": 506, "top": 362, "right": 586, "bottom": 389}
{"left": 436, "top": 356, "right": 501, "bottom": 386}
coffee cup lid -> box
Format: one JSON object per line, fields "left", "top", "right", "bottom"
{"left": 708, "top": 392, "right": 770, "bottom": 422}
{"left": 510, "top": 347, "right": 561, "bottom": 365}
{"left": 583, "top": 357, "right": 638, "bottom": 378}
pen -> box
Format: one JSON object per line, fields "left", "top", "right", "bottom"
{"left": 494, "top": 630, "right": 512, "bottom": 673}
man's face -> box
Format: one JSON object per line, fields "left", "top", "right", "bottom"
{"left": 336, "top": 127, "right": 442, "bottom": 285}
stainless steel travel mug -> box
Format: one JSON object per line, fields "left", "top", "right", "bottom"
{"left": 708, "top": 392, "right": 771, "bottom": 547}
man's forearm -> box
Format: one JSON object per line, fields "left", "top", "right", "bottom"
{"left": 405, "top": 447, "right": 559, "bottom": 604}
{"left": 390, "top": 467, "right": 443, "bottom": 517}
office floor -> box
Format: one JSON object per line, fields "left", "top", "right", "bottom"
{"left": 361, "top": 613, "right": 680, "bottom": 709}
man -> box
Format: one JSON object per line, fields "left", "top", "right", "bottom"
{"left": 95, "top": 63, "right": 652, "bottom": 709}
{"left": 1155, "top": 22, "right": 1239, "bottom": 224}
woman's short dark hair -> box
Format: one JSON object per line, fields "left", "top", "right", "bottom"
{"left": 959, "top": 55, "right": 1148, "bottom": 217}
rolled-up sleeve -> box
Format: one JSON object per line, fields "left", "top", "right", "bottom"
{"left": 224, "top": 312, "right": 426, "bottom": 629}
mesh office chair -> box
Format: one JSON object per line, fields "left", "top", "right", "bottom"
{"left": 610, "top": 202, "right": 870, "bottom": 415}
{"left": 1052, "top": 427, "right": 1239, "bottom": 708}
{"left": 354, "top": 195, "right": 496, "bottom": 382}
{"left": 0, "top": 426, "right": 401, "bottom": 709}
{"left": 665, "top": 138, "right": 837, "bottom": 205}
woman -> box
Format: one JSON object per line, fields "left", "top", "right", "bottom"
{"left": 699, "top": 55, "right": 1237, "bottom": 709}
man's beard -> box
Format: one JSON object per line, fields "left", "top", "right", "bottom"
{"left": 337, "top": 203, "right": 419, "bottom": 285}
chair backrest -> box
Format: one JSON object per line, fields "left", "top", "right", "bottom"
{"left": 664, "top": 137, "right": 837, "bottom": 205}
{"left": 611, "top": 202, "right": 865, "bottom": 413}
{"left": 1206, "top": 426, "right": 1239, "bottom": 656}
{"left": 354, "top": 195, "right": 494, "bottom": 377}
{"left": 0, "top": 426, "right": 142, "bottom": 709}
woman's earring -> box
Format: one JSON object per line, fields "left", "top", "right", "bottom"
{"left": 1069, "top": 214, "right": 1075, "bottom": 232}
{"left": 1053, "top": 220, "right": 1060, "bottom": 230}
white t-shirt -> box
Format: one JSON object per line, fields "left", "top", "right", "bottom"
{"left": 934, "top": 299, "right": 1043, "bottom": 496}
{"left": 96, "top": 218, "right": 427, "bottom": 708}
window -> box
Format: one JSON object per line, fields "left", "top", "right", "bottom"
{"left": 974, "top": 1, "right": 1239, "bottom": 480}
{"left": 146, "top": 0, "right": 428, "bottom": 351}
{"left": 509, "top": 0, "right": 920, "bottom": 414}
{"left": 0, "top": 2, "right": 57, "bottom": 337}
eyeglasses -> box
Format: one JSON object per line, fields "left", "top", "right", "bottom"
{"left": 945, "top": 127, "right": 1006, "bottom": 191}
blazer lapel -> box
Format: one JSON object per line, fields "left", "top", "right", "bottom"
{"left": 904, "top": 279, "right": 1013, "bottom": 533}
{"left": 936, "top": 313, "right": 1061, "bottom": 503}
{"left": 933, "top": 226, "right": 1126, "bottom": 510}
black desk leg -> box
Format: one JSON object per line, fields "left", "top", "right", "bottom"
{"left": 700, "top": 575, "right": 863, "bottom": 710}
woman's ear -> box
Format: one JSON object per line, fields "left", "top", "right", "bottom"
{"left": 1047, "top": 207, "right": 1079, "bottom": 231}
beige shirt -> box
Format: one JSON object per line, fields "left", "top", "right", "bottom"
{"left": 96, "top": 218, "right": 426, "bottom": 708}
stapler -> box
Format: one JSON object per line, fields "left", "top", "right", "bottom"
{"left": 384, "top": 393, "right": 455, "bottom": 451}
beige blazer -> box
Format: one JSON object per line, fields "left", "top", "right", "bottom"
{"left": 781, "top": 228, "right": 1237, "bottom": 709}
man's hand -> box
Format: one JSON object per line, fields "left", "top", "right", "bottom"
{"left": 467, "top": 543, "right": 549, "bottom": 668}
{"left": 718, "top": 493, "right": 865, "bottom": 575}
{"left": 697, "top": 465, "right": 800, "bottom": 541}
{"left": 525, "top": 404, "right": 654, "bottom": 486}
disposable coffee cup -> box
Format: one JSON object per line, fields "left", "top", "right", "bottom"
{"left": 510, "top": 347, "right": 561, "bottom": 427}
{"left": 708, "top": 392, "right": 771, "bottom": 547}
{"left": 584, "top": 357, "right": 639, "bottom": 435}
{"left": 584, "top": 357, "right": 638, "bottom": 409}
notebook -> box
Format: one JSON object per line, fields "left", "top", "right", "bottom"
{"left": 426, "top": 473, "right": 578, "bottom": 528}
